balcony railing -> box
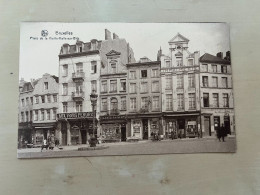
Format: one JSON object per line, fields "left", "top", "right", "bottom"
{"left": 72, "top": 72, "right": 85, "bottom": 81}
{"left": 72, "top": 91, "right": 84, "bottom": 101}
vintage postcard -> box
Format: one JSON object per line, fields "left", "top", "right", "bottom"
{"left": 18, "top": 23, "right": 236, "bottom": 158}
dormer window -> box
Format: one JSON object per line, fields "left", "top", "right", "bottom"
{"left": 111, "top": 63, "right": 116, "bottom": 73}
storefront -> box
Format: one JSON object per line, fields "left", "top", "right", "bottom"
{"left": 18, "top": 122, "right": 33, "bottom": 148}
{"left": 164, "top": 112, "right": 200, "bottom": 139}
{"left": 127, "top": 114, "right": 162, "bottom": 140}
{"left": 100, "top": 115, "right": 126, "bottom": 142}
{"left": 57, "top": 112, "right": 95, "bottom": 146}
{"left": 32, "top": 122, "right": 56, "bottom": 145}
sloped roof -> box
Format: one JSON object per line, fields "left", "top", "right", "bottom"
{"left": 175, "top": 51, "right": 183, "bottom": 56}
{"left": 51, "top": 75, "right": 59, "bottom": 83}
{"left": 169, "top": 33, "right": 189, "bottom": 43}
{"left": 106, "top": 49, "right": 121, "bottom": 56}
{"left": 200, "top": 53, "right": 231, "bottom": 65}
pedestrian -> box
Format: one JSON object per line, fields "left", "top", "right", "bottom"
{"left": 171, "top": 131, "right": 174, "bottom": 140}
{"left": 49, "top": 134, "right": 55, "bottom": 150}
{"left": 216, "top": 125, "right": 222, "bottom": 142}
{"left": 220, "top": 124, "right": 227, "bottom": 142}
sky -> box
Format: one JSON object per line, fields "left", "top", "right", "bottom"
{"left": 19, "top": 22, "right": 230, "bottom": 81}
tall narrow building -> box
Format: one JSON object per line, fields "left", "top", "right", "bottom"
{"left": 160, "top": 33, "right": 201, "bottom": 138}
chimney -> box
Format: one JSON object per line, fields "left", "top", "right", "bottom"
{"left": 90, "top": 39, "right": 98, "bottom": 50}
{"left": 105, "top": 29, "right": 112, "bottom": 40}
{"left": 216, "top": 52, "right": 223, "bottom": 59}
{"left": 113, "top": 33, "right": 119, "bottom": 39}
{"left": 224, "top": 51, "right": 231, "bottom": 61}
{"left": 157, "top": 47, "right": 162, "bottom": 61}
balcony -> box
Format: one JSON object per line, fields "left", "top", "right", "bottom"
{"left": 72, "top": 91, "right": 84, "bottom": 101}
{"left": 72, "top": 72, "right": 85, "bottom": 82}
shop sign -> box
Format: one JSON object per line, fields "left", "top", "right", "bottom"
{"left": 57, "top": 112, "right": 93, "bottom": 119}
{"left": 100, "top": 115, "right": 126, "bottom": 121}
{"left": 188, "top": 121, "right": 196, "bottom": 125}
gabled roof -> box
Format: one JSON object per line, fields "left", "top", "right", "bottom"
{"left": 175, "top": 51, "right": 183, "bottom": 56}
{"left": 200, "top": 53, "right": 231, "bottom": 65}
{"left": 51, "top": 75, "right": 59, "bottom": 83}
{"left": 169, "top": 33, "right": 189, "bottom": 43}
{"left": 106, "top": 49, "right": 121, "bottom": 56}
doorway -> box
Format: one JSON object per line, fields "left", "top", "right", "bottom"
{"left": 121, "top": 126, "right": 126, "bottom": 141}
{"left": 142, "top": 119, "right": 148, "bottom": 139}
{"left": 81, "top": 130, "right": 87, "bottom": 144}
{"left": 61, "top": 122, "right": 67, "bottom": 145}
{"left": 177, "top": 119, "right": 185, "bottom": 138}
{"left": 204, "top": 116, "right": 211, "bottom": 136}
{"left": 224, "top": 115, "right": 231, "bottom": 135}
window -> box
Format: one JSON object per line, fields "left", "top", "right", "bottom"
{"left": 121, "top": 97, "right": 126, "bottom": 110}
{"left": 76, "top": 101, "right": 83, "bottom": 112}
{"left": 63, "top": 65, "right": 68, "bottom": 76}
{"left": 30, "top": 111, "right": 32, "bottom": 121}
{"left": 35, "top": 96, "right": 39, "bottom": 104}
{"left": 101, "top": 81, "right": 107, "bottom": 93}
{"left": 201, "top": 64, "right": 208, "bottom": 72}
{"left": 188, "top": 73, "right": 195, "bottom": 88}
{"left": 141, "top": 70, "right": 147, "bottom": 78}
{"left": 130, "top": 98, "right": 137, "bottom": 110}
{"left": 25, "top": 111, "right": 29, "bottom": 122}
{"left": 177, "top": 74, "right": 184, "bottom": 88}
{"left": 188, "top": 59, "right": 193, "bottom": 66}
{"left": 120, "top": 79, "right": 126, "bottom": 91}
{"left": 129, "top": 83, "right": 136, "bottom": 93}
{"left": 166, "top": 75, "right": 172, "bottom": 89}
{"left": 221, "top": 65, "right": 227, "bottom": 73}
{"left": 44, "top": 82, "right": 48, "bottom": 90}
{"left": 111, "top": 63, "right": 116, "bottom": 73}
{"left": 166, "top": 61, "right": 171, "bottom": 67}
{"left": 223, "top": 93, "right": 229, "bottom": 108}
{"left": 140, "top": 82, "right": 148, "bottom": 93}
{"left": 203, "top": 93, "right": 209, "bottom": 107}
{"left": 40, "top": 110, "right": 44, "bottom": 121}
{"left": 177, "top": 94, "right": 184, "bottom": 110}
{"left": 212, "top": 77, "right": 218, "bottom": 88}
{"left": 35, "top": 110, "right": 38, "bottom": 121}
{"left": 189, "top": 93, "right": 196, "bottom": 109}
{"left": 152, "top": 69, "right": 159, "bottom": 77}
{"left": 75, "top": 82, "right": 83, "bottom": 94}
{"left": 47, "top": 95, "right": 51, "bottom": 103}
{"left": 26, "top": 97, "right": 29, "bottom": 106}
{"left": 63, "top": 102, "right": 68, "bottom": 113}
{"left": 141, "top": 97, "right": 148, "bottom": 109}
{"left": 20, "top": 112, "right": 24, "bottom": 122}
{"left": 30, "top": 97, "right": 33, "bottom": 105}
{"left": 21, "top": 99, "right": 24, "bottom": 107}
{"left": 222, "top": 77, "right": 228, "bottom": 88}
{"left": 91, "top": 61, "right": 97, "bottom": 74}
{"left": 41, "top": 95, "right": 45, "bottom": 103}
{"left": 152, "top": 96, "right": 159, "bottom": 110}
{"left": 213, "top": 93, "right": 219, "bottom": 107}
{"left": 202, "top": 76, "right": 208, "bottom": 87}
{"left": 110, "top": 98, "right": 118, "bottom": 111}
{"left": 46, "top": 110, "right": 50, "bottom": 120}
{"left": 166, "top": 94, "right": 173, "bottom": 111}
{"left": 52, "top": 109, "right": 57, "bottom": 120}
{"left": 79, "top": 46, "right": 82, "bottom": 52}
{"left": 76, "top": 63, "right": 83, "bottom": 73}
{"left": 152, "top": 81, "right": 159, "bottom": 92}
{"left": 129, "top": 71, "right": 136, "bottom": 79}
{"left": 91, "top": 80, "right": 97, "bottom": 92}
{"left": 176, "top": 58, "right": 183, "bottom": 66}
{"left": 110, "top": 80, "right": 117, "bottom": 92}
{"left": 53, "top": 95, "right": 57, "bottom": 102}
{"left": 62, "top": 83, "right": 68, "bottom": 95}
{"left": 101, "top": 98, "right": 107, "bottom": 111}
{"left": 212, "top": 65, "right": 217, "bottom": 73}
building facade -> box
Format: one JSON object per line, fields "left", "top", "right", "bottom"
{"left": 18, "top": 79, "right": 35, "bottom": 147}
{"left": 32, "top": 73, "right": 59, "bottom": 145}
{"left": 159, "top": 33, "right": 201, "bottom": 138}
{"left": 57, "top": 29, "right": 135, "bottom": 145}
{"left": 126, "top": 57, "right": 162, "bottom": 140}
{"left": 199, "top": 52, "right": 235, "bottom": 137}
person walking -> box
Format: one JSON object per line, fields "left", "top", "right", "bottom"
{"left": 216, "top": 125, "right": 222, "bottom": 142}
{"left": 220, "top": 124, "right": 227, "bottom": 142}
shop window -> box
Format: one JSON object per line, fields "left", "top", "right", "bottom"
{"left": 203, "top": 93, "right": 209, "bottom": 107}
{"left": 141, "top": 70, "right": 147, "bottom": 78}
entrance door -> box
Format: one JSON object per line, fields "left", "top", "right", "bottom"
{"left": 224, "top": 115, "right": 231, "bottom": 135}
{"left": 81, "top": 130, "right": 87, "bottom": 144}
{"left": 177, "top": 119, "right": 185, "bottom": 138}
{"left": 61, "top": 122, "right": 67, "bottom": 145}
{"left": 121, "top": 126, "right": 126, "bottom": 141}
{"left": 204, "top": 116, "right": 211, "bottom": 136}
{"left": 142, "top": 119, "right": 148, "bottom": 139}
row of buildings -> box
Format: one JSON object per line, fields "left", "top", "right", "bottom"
{"left": 18, "top": 30, "right": 235, "bottom": 147}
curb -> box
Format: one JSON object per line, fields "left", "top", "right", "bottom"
{"left": 78, "top": 146, "right": 109, "bottom": 151}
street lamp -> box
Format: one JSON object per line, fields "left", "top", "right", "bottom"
{"left": 90, "top": 90, "right": 98, "bottom": 139}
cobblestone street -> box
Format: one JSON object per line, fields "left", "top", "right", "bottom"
{"left": 17, "top": 137, "right": 236, "bottom": 159}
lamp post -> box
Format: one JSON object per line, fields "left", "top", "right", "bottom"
{"left": 90, "top": 90, "right": 98, "bottom": 146}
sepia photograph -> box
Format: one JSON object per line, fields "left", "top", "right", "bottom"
{"left": 17, "top": 22, "right": 236, "bottom": 158}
